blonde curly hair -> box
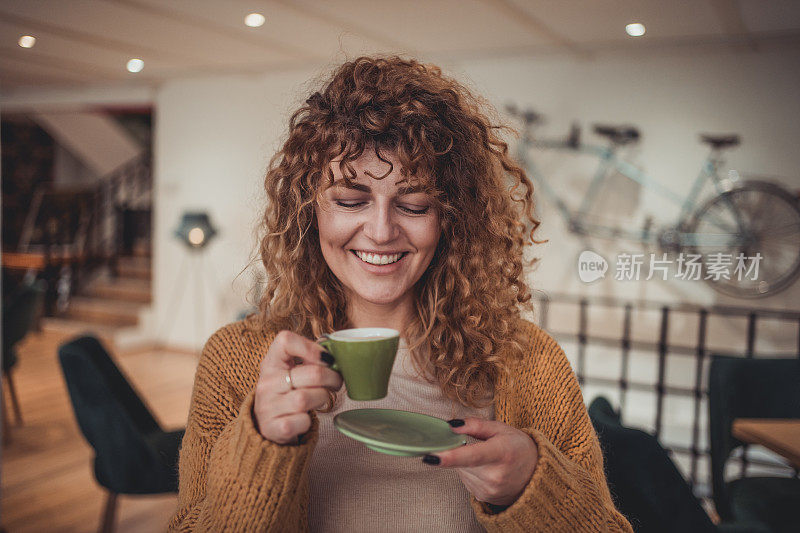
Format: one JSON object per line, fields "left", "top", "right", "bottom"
{"left": 252, "top": 56, "right": 540, "bottom": 407}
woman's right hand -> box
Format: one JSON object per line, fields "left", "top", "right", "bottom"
{"left": 253, "top": 330, "right": 343, "bottom": 444}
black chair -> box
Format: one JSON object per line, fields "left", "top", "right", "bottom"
{"left": 58, "top": 335, "right": 184, "bottom": 533}
{"left": 708, "top": 356, "right": 800, "bottom": 533}
{"left": 2, "top": 279, "right": 46, "bottom": 437}
{"left": 589, "top": 397, "right": 769, "bottom": 533}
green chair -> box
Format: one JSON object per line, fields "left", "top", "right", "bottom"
{"left": 589, "top": 396, "right": 769, "bottom": 533}
{"left": 708, "top": 356, "right": 800, "bottom": 533}
{"left": 2, "top": 279, "right": 46, "bottom": 435}
{"left": 58, "top": 335, "right": 184, "bottom": 533}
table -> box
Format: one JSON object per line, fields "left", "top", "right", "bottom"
{"left": 732, "top": 419, "right": 800, "bottom": 469}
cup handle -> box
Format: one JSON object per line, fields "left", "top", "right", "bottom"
{"left": 316, "top": 335, "right": 338, "bottom": 371}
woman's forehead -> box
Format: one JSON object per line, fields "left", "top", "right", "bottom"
{"left": 323, "top": 155, "right": 434, "bottom": 190}
{"left": 329, "top": 151, "right": 397, "bottom": 177}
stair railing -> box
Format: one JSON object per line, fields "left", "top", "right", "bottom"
{"left": 89, "top": 149, "right": 152, "bottom": 275}
{"left": 17, "top": 186, "right": 45, "bottom": 252}
{"left": 8, "top": 149, "right": 152, "bottom": 315}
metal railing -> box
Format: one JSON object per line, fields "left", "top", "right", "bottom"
{"left": 532, "top": 291, "right": 800, "bottom": 495}
{"left": 11, "top": 150, "right": 151, "bottom": 313}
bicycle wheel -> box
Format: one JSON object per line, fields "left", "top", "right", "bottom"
{"left": 684, "top": 181, "right": 800, "bottom": 298}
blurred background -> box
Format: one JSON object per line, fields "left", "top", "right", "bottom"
{"left": 2, "top": 1, "right": 799, "bottom": 532}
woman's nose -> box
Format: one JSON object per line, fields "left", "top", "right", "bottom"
{"left": 363, "top": 205, "right": 400, "bottom": 243}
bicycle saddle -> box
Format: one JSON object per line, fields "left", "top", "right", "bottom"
{"left": 699, "top": 134, "right": 740, "bottom": 149}
{"left": 505, "top": 104, "right": 544, "bottom": 125}
{"left": 522, "top": 110, "right": 544, "bottom": 125}
{"left": 593, "top": 125, "right": 640, "bottom": 145}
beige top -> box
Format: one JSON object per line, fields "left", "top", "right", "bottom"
{"left": 308, "top": 339, "right": 495, "bottom": 532}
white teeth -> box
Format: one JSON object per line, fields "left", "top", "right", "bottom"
{"left": 354, "top": 251, "right": 404, "bottom": 265}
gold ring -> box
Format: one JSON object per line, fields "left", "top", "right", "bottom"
{"left": 285, "top": 368, "right": 295, "bottom": 391}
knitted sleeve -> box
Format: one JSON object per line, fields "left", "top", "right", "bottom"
{"left": 472, "top": 325, "right": 633, "bottom": 532}
{"left": 168, "top": 325, "right": 316, "bottom": 532}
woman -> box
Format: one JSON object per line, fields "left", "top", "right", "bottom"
{"left": 169, "top": 56, "right": 632, "bottom": 532}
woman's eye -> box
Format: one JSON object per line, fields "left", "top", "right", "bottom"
{"left": 399, "top": 205, "right": 430, "bottom": 215}
{"left": 335, "top": 201, "right": 365, "bottom": 209}
{"left": 334, "top": 200, "right": 429, "bottom": 215}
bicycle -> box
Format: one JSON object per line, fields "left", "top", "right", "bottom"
{"left": 507, "top": 106, "right": 800, "bottom": 298}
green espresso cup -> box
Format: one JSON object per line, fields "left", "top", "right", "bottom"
{"left": 317, "top": 327, "right": 400, "bottom": 401}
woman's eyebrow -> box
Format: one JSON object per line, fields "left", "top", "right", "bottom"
{"left": 397, "top": 184, "right": 427, "bottom": 195}
{"left": 330, "top": 179, "right": 370, "bottom": 192}
{"left": 329, "top": 178, "right": 428, "bottom": 195}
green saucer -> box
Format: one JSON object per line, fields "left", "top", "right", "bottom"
{"left": 333, "top": 408, "right": 466, "bottom": 456}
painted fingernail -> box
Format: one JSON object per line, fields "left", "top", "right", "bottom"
{"left": 447, "top": 419, "right": 465, "bottom": 427}
{"left": 320, "top": 350, "right": 334, "bottom": 366}
{"left": 422, "top": 454, "right": 440, "bottom": 465}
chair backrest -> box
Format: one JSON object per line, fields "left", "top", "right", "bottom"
{"left": 708, "top": 355, "right": 800, "bottom": 520}
{"left": 2, "top": 279, "right": 46, "bottom": 355}
{"left": 58, "top": 335, "right": 169, "bottom": 493}
{"left": 589, "top": 397, "right": 717, "bottom": 533}
{"left": 588, "top": 396, "right": 619, "bottom": 423}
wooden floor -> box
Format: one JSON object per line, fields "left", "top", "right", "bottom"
{"left": 1, "top": 329, "right": 198, "bottom": 532}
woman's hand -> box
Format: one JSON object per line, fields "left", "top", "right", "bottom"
{"left": 423, "top": 418, "right": 539, "bottom": 507}
{"left": 253, "top": 330, "right": 343, "bottom": 444}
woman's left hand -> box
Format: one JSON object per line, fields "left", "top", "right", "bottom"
{"left": 423, "top": 418, "right": 539, "bottom": 507}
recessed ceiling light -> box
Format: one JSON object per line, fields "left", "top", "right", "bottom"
{"left": 127, "top": 58, "right": 144, "bottom": 73}
{"left": 18, "top": 35, "right": 36, "bottom": 48}
{"left": 244, "top": 13, "right": 265, "bottom": 27}
{"left": 626, "top": 23, "right": 646, "bottom": 37}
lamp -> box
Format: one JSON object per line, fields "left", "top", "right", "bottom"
{"left": 158, "top": 211, "right": 219, "bottom": 350}
{"left": 174, "top": 212, "right": 218, "bottom": 250}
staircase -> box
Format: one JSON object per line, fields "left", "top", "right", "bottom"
{"left": 14, "top": 108, "right": 155, "bottom": 348}
{"left": 42, "top": 251, "right": 152, "bottom": 344}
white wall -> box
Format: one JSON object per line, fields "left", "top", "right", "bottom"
{"left": 149, "top": 70, "right": 318, "bottom": 348}
{"left": 149, "top": 47, "right": 800, "bottom": 352}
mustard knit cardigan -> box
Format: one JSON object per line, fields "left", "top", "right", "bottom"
{"left": 169, "top": 317, "right": 633, "bottom": 532}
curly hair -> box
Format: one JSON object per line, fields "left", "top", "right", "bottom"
{"left": 252, "top": 56, "right": 540, "bottom": 407}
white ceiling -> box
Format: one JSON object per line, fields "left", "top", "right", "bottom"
{"left": 1, "top": 0, "right": 799, "bottom": 93}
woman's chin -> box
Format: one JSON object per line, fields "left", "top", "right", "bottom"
{"left": 350, "top": 290, "right": 409, "bottom": 308}
{"left": 362, "top": 296, "right": 404, "bottom": 307}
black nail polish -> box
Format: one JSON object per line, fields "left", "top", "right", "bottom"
{"left": 320, "top": 350, "right": 335, "bottom": 366}
{"left": 422, "top": 454, "right": 440, "bottom": 465}
{"left": 447, "top": 418, "right": 465, "bottom": 427}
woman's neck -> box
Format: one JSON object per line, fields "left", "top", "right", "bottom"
{"left": 346, "top": 294, "right": 414, "bottom": 333}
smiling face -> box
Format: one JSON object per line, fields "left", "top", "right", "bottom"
{"left": 314, "top": 150, "right": 441, "bottom": 326}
